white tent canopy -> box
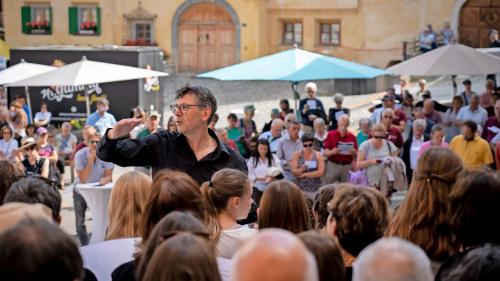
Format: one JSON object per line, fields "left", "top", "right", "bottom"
{"left": 6, "top": 56, "right": 169, "bottom": 115}
{"left": 0, "top": 59, "right": 56, "bottom": 85}
{"left": 0, "top": 59, "right": 57, "bottom": 122}
{"left": 386, "top": 44, "right": 500, "bottom": 76}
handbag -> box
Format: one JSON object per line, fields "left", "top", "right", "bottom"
{"left": 349, "top": 169, "right": 368, "bottom": 185}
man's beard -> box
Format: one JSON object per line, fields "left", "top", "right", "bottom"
{"left": 464, "top": 134, "right": 474, "bottom": 141}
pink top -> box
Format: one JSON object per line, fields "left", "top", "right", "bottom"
{"left": 418, "top": 141, "right": 449, "bottom": 157}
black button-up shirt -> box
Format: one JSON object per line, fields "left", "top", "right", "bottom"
{"left": 97, "top": 129, "right": 247, "bottom": 183}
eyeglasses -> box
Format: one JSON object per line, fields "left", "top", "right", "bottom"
{"left": 90, "top": 140, "right": 99, "bottom": 145}
{"left": 303, "top": 143, "right": 313, "bottom": 148}
{"left": 373, "top": 135, "right": 385, "bottom": 139}
{"left": 170, "top": 103, "right": 206, "bottom": 114}
{"left": 383, "top": 116, "right": 393, "bottom": 119}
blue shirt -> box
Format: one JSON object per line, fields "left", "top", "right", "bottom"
{"left": 85, "top": 111, "right": 117, "bottom": 135}
{"left": 74, "top": 147, "right": 114, "bottom": 183}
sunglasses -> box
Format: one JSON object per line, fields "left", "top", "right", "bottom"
{"left": 90, "top": 140, "right": 99, "bottom": 145}
{"left": 373, "top": 136, "right": 385, "bottom": 139}
{"left": 303, "top": 143, "right": 314, "bottom": 148}
{"left": 383, "top": 116, "right": 393, "bottom": 119}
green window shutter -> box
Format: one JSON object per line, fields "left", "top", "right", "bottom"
{"left": 68, "top": 6, "right": 78, "bottom": 34}
{"left": 48, "top": 7, "right": 53, "bottom": 34}
{"left": 96, "top": 7, "right": 101, "bottom": 35}
{"left": 21, "top": 6, "right": 31, "bottom": 34}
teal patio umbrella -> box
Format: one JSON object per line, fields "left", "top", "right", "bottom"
{"left": 198, "top": 47, "right": 386, "bottom": 110}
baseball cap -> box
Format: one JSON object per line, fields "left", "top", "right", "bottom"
{"left": 148, "top": 111, "right": 161, "bottom": 119}
{"left": 37, "top": 127, "right": 48, "bottom": 135}
{"left": 463, "top": 79, "right": 472, "bottom": 85}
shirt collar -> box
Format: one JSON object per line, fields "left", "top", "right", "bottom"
{"left": 175, "top": 128, "right": 230, "bottom": 158}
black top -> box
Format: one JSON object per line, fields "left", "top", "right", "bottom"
{"left": 111, "top": 260, "right": 136, "bottom": 281}
{"left": 490, "top": 41, "right": 500, "bottom": 48}
{"left": 415, "top": 100, "right": 449, "bottom": 113}
{"left": 328, "top": 108, "right": 350, "bottom": 130}
{"left": 299, "top": 98, "right": 327, "bottom": 127}
{"left": 97, "top": 128, "right": 248, "bottom": 183}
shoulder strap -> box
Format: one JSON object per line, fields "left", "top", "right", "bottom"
{"left": 385, "top": 140, "right": 392, "bottom": 155}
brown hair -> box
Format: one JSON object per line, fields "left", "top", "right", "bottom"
{"left": 258, "top": 180, "right": 311, "bottom": 233}
{"left": 142, "top": 232, "right": 221, "bottom": 281}
{"left": 135, "top": 211, "right": 209, "bottom": 281}
{"left": 449, "top": 170, "right": 500, "bottom": 248}
{"left": 298, "top": 231, "right": 346, "bottom": 281}
{"left": 329, "top": 183, "right": 391, "bottom": 257}
{"left": 0, "top": 160, "right": 24, "bottom": 204}
{"left": 386, "top": 147, "right": 463, "bottom": 261}
{"left": 200, "top": 168, "right": 251, "bottom": 240}
{"left": 313, "top": 184, "right": 337, "bottom": 230}
{"left": 141, "top": 170, "right": 206, "bottom": 242}
{"left": 106, "top": 171, "right": 152, "bottom": 240}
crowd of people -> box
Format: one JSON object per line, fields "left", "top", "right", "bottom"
{"left": 0, "top": 78, "right": 500, "bottom": 281}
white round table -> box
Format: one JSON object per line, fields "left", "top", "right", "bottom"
{"left": 77, "top": 182, "right": 113, "bottom": 244}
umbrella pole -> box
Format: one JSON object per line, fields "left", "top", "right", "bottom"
{"left": 451, "top": 75, "right": 457, "bottom": 96}
{"left": 85, "top": 85, "right": 91, "bottom": 117}
{"left": 24, "top": 86, "right": 33, "bottom": 124}
{"left": 291, "top": 82, "right": 300, "bottom": 120}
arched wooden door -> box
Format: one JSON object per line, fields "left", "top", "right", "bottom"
{"left": 459, "top": 0, "right": 500, "bottom": 48}
{"left": 178, "top": 2, "right": 236, "bottom": 72}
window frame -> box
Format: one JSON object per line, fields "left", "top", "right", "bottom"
{"left": 282, "top": 20, "right": 303, "bottom": 46}
{"left": 318, "top": 20, "right": 341, "bottom": 46}
{"left": 21, "top": 4, "right": 52, "bottom": 35}
{"left": 77, "top": 5, "right": 99, "bottom": 35}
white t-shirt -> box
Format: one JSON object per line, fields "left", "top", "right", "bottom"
{"left": 247, "top": 154, "right": 281, "bottom": 191}
{"left": 217, "top": 224, "right": 258, "bottom": 259}
{"left": 34, "top": 111, "right": 52, "bottom": 124}
{"left": 0, "top": 139, "right": 18, "bottom": 159}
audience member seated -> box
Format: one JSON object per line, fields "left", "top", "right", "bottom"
{"left": 279, "top": 98, "right": 294, "bottom": 120}
{"left": 258, "top": 180, "right": 311, "bottom": 234}
{"left": 73, "top": 125, "right": 97, "bottom": 157}
{"left": 450, "top": 121, "right": 494, "bottom": 170}
{"left": 142, "top": 232, "right": 221, "bottom": 281}
{"left": 0, "top": 202, "right": 52, "bottom": 232}
{"left": 200, "top": 168, "right": 257, "bottom": 258}
{"left": 0, "top": 126, "right": 18, "bottom": 162}
{"left": 0, "top": 160, "right": 24, "bottom": 204}
{"left": 106, "top": 171, "right": 152, "bottom": 240}
{"left": 353, "top": 237, "right": 433, "bottom": 281}
{"left": 298, "top": 231, "right": 346, "bottom": 281}
{"left": 112, "top": 211, "right": 209, "bottom": 281}
{"left": 140, "top": 170, "right": 207, "bottom": 242}
{"left": 15, "top": 137, "right": 50, "bottom": 179}
{"left": 165, "top": 115, "right": 178, "bottom": 133}
{"left": 33, "top": 102, "right": 52, "bottom": 127}
{"left": 231, "top": 228, "right": 318, "bottom": 281}
{"left": 3, "top": 176, "right": 61, "bottom": 224}
{"left": 402, "top": 119, "right": 428, "bottom": 183}
{"left": 326, "top": 184, "right": 391, "bottom": 280}
{"left": 216, "top": 128, "right": 238, "bottom": 152}
{"left": 328, "top": 93, "right": 350, "bottom": 130}
{"left": 435, "top": 170, "right": 500, "bottom": 280}
{"left": 246, "top": 139, "right": 281, "bottom": 203}
{"left": 387, "top": 147, "right": 463, "bottom": 271}
{"left": 137, "top": 111, "right": 161, "bottom": 138}
{"left": 55, "top": 122, "right": 78, "bottom": 163}
{"left": 291, "top": 133, "right": 325, "bottom": 198}
{"left": 258, "top": 119, "right": 284, "bottom": 153}
{"left": 0, "top": 218, "right": 84, "bottom": 281}
{"left": 312, "top": 184, "right": 337, "bottom": 233}
{"left": 439, "top": 244, "right": 500, "bottom": 281}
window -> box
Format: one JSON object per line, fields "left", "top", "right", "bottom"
{"left": 21, "top": 5, "right": 52, "bottom": 35}
{"left": 68, "top": 6, "right": 101, "bottom": 35}
{"left": 135, "top": 22, "right": 151, "bottom": 41}
{"left": 283, "top": 21, "right": 302, "bottom": 45}
{"left": 319, "top": 22, "right": 341, "bottom": 46}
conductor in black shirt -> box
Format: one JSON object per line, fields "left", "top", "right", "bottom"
{"left": 97, "top": 85, "right": 247, "bottom": 183}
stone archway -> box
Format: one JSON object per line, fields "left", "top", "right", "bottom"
{"left": 456, "top": 0, "right": 500, "bottom": 48}
{"left": 172, "top": 0, "right": 240, "bottom": 73}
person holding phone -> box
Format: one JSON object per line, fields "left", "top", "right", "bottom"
{"left": 291, "top": 133, "right": 325, "bottom": 198}
{"left": 356, "top": 123, "right": 398, "bottom": 195}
